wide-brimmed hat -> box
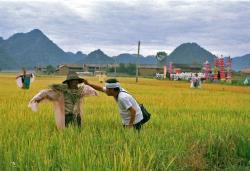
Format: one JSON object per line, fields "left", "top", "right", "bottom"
{"left": 62, "top": 72, "right": 84, "bottom": 84}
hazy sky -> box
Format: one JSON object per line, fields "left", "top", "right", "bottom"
{"left": 0, "top": 0, "right": 250, "bottom": 57}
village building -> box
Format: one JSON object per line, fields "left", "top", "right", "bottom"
{"left": 56, "top": 64, "right": 117, "bottom": 75}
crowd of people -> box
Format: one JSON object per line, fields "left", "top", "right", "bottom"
{"left": 155, "top": 72, "right": 203, "bottom": 88}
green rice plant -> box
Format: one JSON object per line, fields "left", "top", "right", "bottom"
{"left": 0, "top": 74, "right": 249, "bottom": 170}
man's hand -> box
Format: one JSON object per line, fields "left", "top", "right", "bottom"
{"left": 127, "top": 125, "right": 133, "bottom": 128}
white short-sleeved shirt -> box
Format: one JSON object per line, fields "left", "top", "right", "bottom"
{"left": 103, "top": 87, "right": 143, "bottom": 125}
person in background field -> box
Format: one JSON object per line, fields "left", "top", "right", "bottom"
{"left": 98, "top": 72, "right": 106, "bottom": 83}
{"left": 28, "top": 72, "right": 98, "bottom": 130}
{"left": 83, "top": 78, "right": 144, "bottom": 130}
{"left": 16, "top": 68, "right": 34, "bottom": 89}
{"left": 191, "top": 73, "right": 201, "bottom": 88}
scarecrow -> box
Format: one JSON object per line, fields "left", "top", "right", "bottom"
{"left": 16, "top": 68, "right": 35, "bottom": 89}
{"left": 28, "top": 72, "right": 98, "bottom": 129}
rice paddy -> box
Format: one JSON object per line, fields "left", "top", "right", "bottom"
{"left": 0, "top": 74, "right": 249, "bottom": 170}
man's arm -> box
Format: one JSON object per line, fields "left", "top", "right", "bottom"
{"left": 128, "top": 106, "right": 136, "bottom": 127}
{"left": 83, "top": 79, "right": 105, "bottom": 92}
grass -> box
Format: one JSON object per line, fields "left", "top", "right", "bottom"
{"left": 0, "top": 73, "right": 250, "bottom": 170}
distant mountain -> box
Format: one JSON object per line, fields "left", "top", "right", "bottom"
{"left": 0, "top": 47, "right": 18, "bottom": 69}
{"left": 68, "top": 51, "right": 87, "bottom": 63}
{"left": 75, "top": 51, "right": 88, "bottom": 59}
{"left": 1, "top": 29, "right": 249, "bottom": 70}
{"left": 82, "top": 49, "right": 114, "bottom": 64}
{"left": 163, "top": 42, "right": 217, "bottom": 66}
{"left": 0, "top": 29, "right": 85, "bottom": 69}
{"left": 0, "top": 37, "right": 4, "bottom": 45}
{"left": 232, "top": 54, "right": 250, "bottom": 71}
{"left": 144, "top": 55, "right": 157, "bottom": 64}
{"left": 114, "top": 53, "right": 157, "bottom": 64}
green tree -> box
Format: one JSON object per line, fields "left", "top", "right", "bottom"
{"left": 117, "top": 63, "right": 126, "bottom": 73}
{"left": 116, "top": 63, "right": 136, "bottom": 75}
{"left": 46, "top": 65, "right": 56, "bottom": 75}
{"left": 155, "top": 51, "right": 168, "bottom": 65}
{"left": 127, "top": 63, "right": 136, "bottom": 75}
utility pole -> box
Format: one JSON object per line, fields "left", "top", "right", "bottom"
{"left": 136, "top": 41, "right": 140, "bottom": 83}
{"left": 114, "top": 57, "right": 117, "bottom": 77}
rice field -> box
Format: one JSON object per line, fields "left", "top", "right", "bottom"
{"left": 0, "top": 73, "right": 250, "bottom": 170}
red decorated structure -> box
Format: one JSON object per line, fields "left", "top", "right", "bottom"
{"left": 213, "top": 55, "right": 233, "bottom": 82}
{"left": 213, "top": 57, "right": 219, "bottom": 80}
{"left": 219, "top": 55, "right": 225, "bottom": 81}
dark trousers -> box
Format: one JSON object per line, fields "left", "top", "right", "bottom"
{"left": 65, "top": 113, "right": 81, "bottom": 127}
{"left": 133, "top": 121, "right": 142, "bottom": 130}
{"left": 123, "top": 121, "right": 143, "bottom": 131}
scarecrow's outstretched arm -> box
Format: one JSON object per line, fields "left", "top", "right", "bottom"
{"left": 28, "top": 89, "right": 65, "bottom": 130}
{"left": 28, "top": 89, "right": 60, "bottom": 112}
{"left": 29, "top": 89, "right": 60, "bottom": 103}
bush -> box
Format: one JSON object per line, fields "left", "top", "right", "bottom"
{"left": 46, "top": 65, "right": 56, "bottom": 75}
